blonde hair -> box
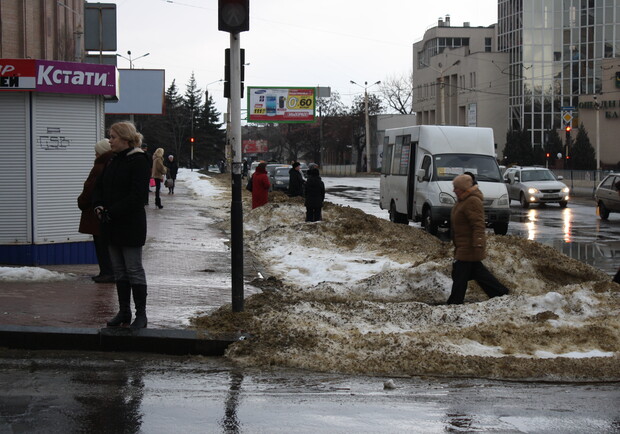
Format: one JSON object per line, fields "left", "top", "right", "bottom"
{"left": 109, "top": 121, "right": 143, "bottom": 148}
{"left": 153, "top": 147, "right": 164, "bottom": 158}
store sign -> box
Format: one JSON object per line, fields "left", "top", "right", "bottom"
{"left": 0, "top": 59, "right": 118, "bottom": 97}
{"left": 248, "top": 87, "right": 315, "bottom": 123}
{"left": 242, "top": 139, "right": 268, "bottom": 153}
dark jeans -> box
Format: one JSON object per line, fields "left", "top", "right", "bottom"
{"left": 155, "top": 178, "right": 162, "bottom": 207}
{"left": 305, "top": 207, "right": 322, "bottom": 222}
{"left": 448, "top": 260, "right": 509, "bottom": 304}
{"left": 93, "top": 234, "right": 113, "bottom": 276}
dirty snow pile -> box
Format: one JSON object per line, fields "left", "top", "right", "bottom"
{"left": 185, "top": 171, "right": 620, "bottom": 381}
{"left": 0, "top": 266, "right": 77, "bottom": 282}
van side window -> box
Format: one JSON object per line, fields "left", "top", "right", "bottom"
{"left": 391, "top": 135, "right": 404, "bottom": 175}
{"left": 399, "top": 135, "right": 411, "bottom": 175}
{"left": 382, "top": 143, "right": 393, "bottom": 175}
{"left": 420, "top": 155, "right": 432, "bottom": 181}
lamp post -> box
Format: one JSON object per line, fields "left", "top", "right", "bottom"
{"left": 205, "top": 79, "right": 224, "bottom": 102}
{"left": 116, "top": 50, "right": 150, "bottom": 69}
{"left": 421, "top": 59, "right": 460, "bottom": 125}
{"left": 350, "top": 80, "right": 381, "bottom": 173}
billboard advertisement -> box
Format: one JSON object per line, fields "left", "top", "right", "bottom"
{"left": 248, "top": 87, "right": 315, "bottom": 123}
{"left": 243, "top": 139, "right": 268, "bottom": 153}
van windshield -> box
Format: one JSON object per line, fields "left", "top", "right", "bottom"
{"left": 433, "top": 154, "right": 502, "bottom": 182}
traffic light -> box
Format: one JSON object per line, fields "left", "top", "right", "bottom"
{"left": 190, "top": 137, "right": 195, "bottom": 143}
{"left": 218, "top": 0, "right": 249, "bottom": 33}
{"left": 546, "top": 152, "right": 550, "bottom": 159}
{"left": 565, "top": 124, "right": 572, "bottom": 143}
{"left": 224, "top": 48, "right": 245, "bottom": 98}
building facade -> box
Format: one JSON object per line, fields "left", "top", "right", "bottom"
{"left": 0, "top": 0, "right": 84, "bottom": 62}
{"left": 498, "top": 0, "right": 620, "bottom": 167}
{"left": 412, "top": 17, "right": 510, "bottom": 157}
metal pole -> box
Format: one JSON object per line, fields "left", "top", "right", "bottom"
{"left": 229, "top": 32, "right": 244, "bottom": 312}
{"left": 595, "top": 97, "right": 600, "bottom": 171}
{"left": 440, "top": 75, "right": 445, "bottom": 126}
{"left": 364, "top": 86, "right": 370, "bottom": 173}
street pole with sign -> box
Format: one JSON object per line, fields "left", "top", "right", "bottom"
{"left": 219, "top": 0, "right": 249, "bottom": 313}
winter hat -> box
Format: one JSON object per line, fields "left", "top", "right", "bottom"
{"left": 453, "top": 174, "right": 474, "bottom": 191}
{"left": 292, "top": 161, "right": 301, "bottom": 168}
{"left": 168, "top": 155, "right": 174, "bottom": 160}
{"left": 94, "top": 139, "right": 111, "bottom": 155}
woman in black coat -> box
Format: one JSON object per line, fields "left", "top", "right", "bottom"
{"left": 288, "top": 161, "right": 305, "bottom": 197}
{"left": 164, "top": 154, "right": 179, "bottom": 194}
{"left": 93, "top": 121, "right": 151, "bottom": 329}
{"left": 304, "top": 167, "right": 325, "bottom": 222}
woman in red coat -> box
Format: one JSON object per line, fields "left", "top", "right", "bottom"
{"left": 251, "top": 162, "right": 271, "bottom": 209}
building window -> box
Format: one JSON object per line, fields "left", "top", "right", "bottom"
{"left": 485, "top": 37, "right": 492, "bottom": 52}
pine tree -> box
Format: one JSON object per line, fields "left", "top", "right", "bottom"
{"left": 195, "top": 93, "right": 226, "bottom": 168}
{"left": 544, "top": 128, "right": 564, "bottom": 168}
{"left": 571, "top": 123, "right": 596, "bottom": 169}
{"left": 503, "top": 128, "right": 533, "bottom": 165}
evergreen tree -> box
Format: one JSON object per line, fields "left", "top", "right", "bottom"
{"left": 163, "top": 80, "right": 189, "bottom": 164}
{"left": 571, "top": 123, "right": 596, "bottom": 169}
{"left": 195, "top": 93, "right": 226, "bottom": 168}
{"left": 503, "top": 128, "right": 533, "bottom": 165}
{"left": 183, "top": 73, "right": 203, "bottom": 167}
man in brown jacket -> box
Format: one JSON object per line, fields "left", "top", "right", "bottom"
{"left": 447, "top": 174, "right": 509, "bottom": 304}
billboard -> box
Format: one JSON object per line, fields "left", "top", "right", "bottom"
{"left": 247, "top": 87, "right": 315, "bottom": 123}
{"left": 105, "top": 69, "right": 165, "bottom": 115}
{"left": 243, "top": 139, "right": 268, "bottom": 153}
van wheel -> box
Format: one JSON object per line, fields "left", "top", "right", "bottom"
{"left": 599, "top": 202, "right": 610, "bottom": 220}
{"left": 422, "top": 208, "right": 439, "bottom": 235}
{"left": 520, "top": 193, "right": 530, "bottom": 209}
{"left": 389, "top": 202, "right": 408, "bottom": 225}
{"left": 493, "top": 222, "right": 509, "bottom": 235}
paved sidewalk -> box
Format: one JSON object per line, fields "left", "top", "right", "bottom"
{"left": 0, "top": 176, "right": 258, "bottom": 353}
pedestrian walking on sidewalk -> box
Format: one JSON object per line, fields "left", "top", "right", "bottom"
{"left": 93, "top": 121, "right": 151, "bottom": 329}
{"left": 152, "top": 148, "right": 167, "bottom": 209}
{"left": 304, "top": 166, "right": 325, "bottom": 222}
{"left": 165, "top": 154, "right": 178, "bottom": 194}
{"left": 447, "top": 174, "right": 509, "bottom": 304}
{"left": 77, "top": 139, "right": 115, "bottom": 283}
{"left": 251, "top": 162, "right": 271, "bottom": 209}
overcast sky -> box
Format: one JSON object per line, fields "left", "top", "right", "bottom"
{"left": 109, "top": 0, "right": 498, "bottom": 119}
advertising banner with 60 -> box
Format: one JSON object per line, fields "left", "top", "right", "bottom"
{"left": 248, "top": 87, "right": 315, "bottom": 123}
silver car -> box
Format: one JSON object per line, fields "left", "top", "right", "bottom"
{"left": 594, "top": 173, "right": 620, "bottom": 219}
{"left": 504, "top": 166, "right": 570, "bottom": 208}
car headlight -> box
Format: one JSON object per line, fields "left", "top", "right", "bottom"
{"left": 497, "top": 194, "right": 509, "bottom": 206}
{"left": 562, "top": 187, "right": 569, "bottom": 193}
{"left": 527, "top": 187, "right": 539, "bottom": 194}
{"left": 439, "top": 192, "right": 456, "bottom": 205}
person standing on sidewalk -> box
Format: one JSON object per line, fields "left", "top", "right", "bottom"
{"left": 447, "top": 174, "right": 509, "bottom": 304}
{"left": 151, "top": 148, "right": 167, "bottom": 209}
{"left": 613, "top": 181, "right": 620, "bottom": 284}
{"left": 288, "top": 161, "right": 305, "bottom": 197}
{"left": 77, "top": 139, "right": 115, "bottom": 283}
{"left": 304, "top": 166, "right": 325, "bottom": 222}
{"left": 164, "top": 154, "right": 178, "bottom": 194}
{"left": 93, "top": 121, "right": 151, "bottom": 329}
{"left": 251, "top": 162, "right": 270, "bottom": 209}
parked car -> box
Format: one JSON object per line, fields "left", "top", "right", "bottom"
{"left": 272, "top": 166, "right": 291, "bottom": 191}
{"left": 503, "top": 166, "right": 570, "bottom": 208}
{"left": 266, "top": 163, "right": 290, "bottom": 191}
{"left": 248, "top": 161, "right": 261, "bottom": 179}
{"left": 594, "top": 173, "right": 620, "bottom": 219}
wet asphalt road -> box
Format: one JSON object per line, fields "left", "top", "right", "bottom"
{"left": 1, "top": 349, "right": 620, "bottom": 433}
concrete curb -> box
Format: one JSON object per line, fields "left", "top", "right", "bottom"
{"left": 0, "top": 325, "right": 249, "bottom": 356}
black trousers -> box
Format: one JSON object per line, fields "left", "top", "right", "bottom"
{"left": 306, "top": 207, "right": 322, "bottom": 222}
{"left": 93, "top": 233, "right": 113, "bottom": 276}
{"left": 448, "top": 260, "right": 509, "bottom": 304}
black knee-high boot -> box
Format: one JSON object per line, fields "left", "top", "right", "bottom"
{"left": 130, "top": 284, "right": 148, "bottom": 329}
{"left": 107, "top": 280, "right": 132, "bottom": 327}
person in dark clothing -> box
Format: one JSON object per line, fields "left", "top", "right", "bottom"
{"left": 288, "top": 161, "right": 305, "bottom": 197}
{"left": 304, "top": 167, "right": 325, "bottom": 222}
{"left": 242, "top": 159, "right": 249, "bottom": 178}
{"left": 447, "top": 174, "right": 509, "bottom": 304}
{"left": 141, "top": 143, "right": 152, "bottom": 203}
{"left": 93, "top": 121, "right": 151, "bottom": 329}
{"left": 164, "top": 154, "right": 179, "bottom": 194}
{"left": 77, "top": 139, "right": 115, "bottom": 283}
{"left": 614, "top": 181, "right": 620, "bottom": 284}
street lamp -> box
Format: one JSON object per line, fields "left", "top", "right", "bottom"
{"left": 116, "top": 50, "right": 150, "bottom": 69}
{"left": 350, "top": 80, "right": 381, "bottom": 173}
{"left": 205, "top": 79, "right": 224, "bottom": 101}
{"left": 421, "top": 59, "right": 460, "bottom": 125}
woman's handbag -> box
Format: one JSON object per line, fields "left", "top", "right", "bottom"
{"left": 165, "top": 178, "right": 174, "bottom": 188}
{"left": 149, "top": 178, "right": 156, "bottom": 187}
{"left": 246, "top": 175, "right": 253, "bottom": 192}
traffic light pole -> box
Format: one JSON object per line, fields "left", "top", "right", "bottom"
{"left": 229, "top": 32, "right": 244, "bottom": 312}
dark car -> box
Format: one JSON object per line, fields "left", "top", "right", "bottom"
{"left": 594, "top": 173, "right": 620, "bottom": 219}
{"left": 272, "top": 167, "right": 291, "bottom": 191}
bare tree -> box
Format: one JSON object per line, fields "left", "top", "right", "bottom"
{"left": 380, "top": 70, "right": 414, "bottom": 114}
